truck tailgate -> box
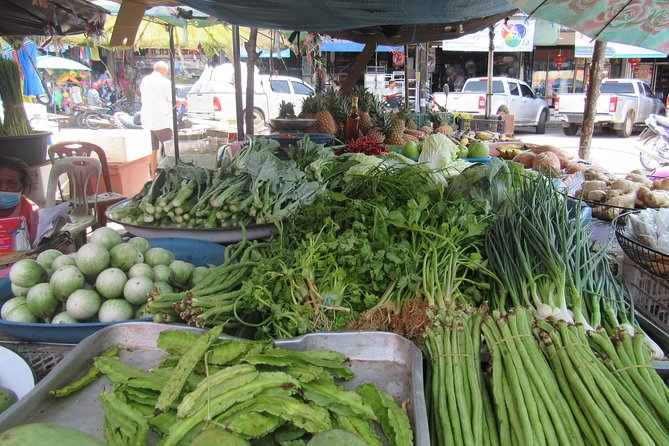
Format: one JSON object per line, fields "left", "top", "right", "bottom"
{"left": 556, "top": 94, "right": 586, "bottom": 113}
{"left": 187, "top": 93, "right": 215, "bottom": 116}
{"left": 446, "top": 93, "right": 481, "bottom": 113}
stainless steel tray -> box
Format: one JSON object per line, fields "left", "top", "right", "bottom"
{"left": 0, "top": 323, "right": 429, "bottom": 445}
{"left": 107, "top": 199, "right": 278, "bottom": 243}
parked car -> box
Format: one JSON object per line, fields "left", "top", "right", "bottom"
{"left": 433, "top": 77, "right": 550, "bottom": 134}
{"left": 186, "top": 63, "right": 314, "bottom": 126}
{"left": 554, "top": 78, "right": 665, "bottom": 137}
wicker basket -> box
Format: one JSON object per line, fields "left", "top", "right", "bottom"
{"left": 0, "top": 341, "right": 73, "bottom": 382}
{"left": 623, "top": 257, "right": 669, "bottom": 335}
{"left": 614, "top": 211, "right": 669, "bottom": 281}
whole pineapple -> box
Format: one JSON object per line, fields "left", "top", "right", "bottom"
{"left": 299, "top": 95, "right": 320, "bottom": 132}
{"left": 313, "top": 95, "right": 338, "bottom": 135}
{"left": 420, "top": 124, "right": 433, "bottom": 135}
{"left": 429, "top": 111, "right": 454, "bottom": 137}
{"left": 277, "top": 100, "right": 297, "bottom": 119}
{"left": 383, "top": 113, "right": 406, "bottom": 146}
{"left": 353, "top": 85, "right": 376, "bottom": 133}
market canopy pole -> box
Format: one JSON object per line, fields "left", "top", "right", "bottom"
{"left": 485, "top": 26, "right": 494, "bottom": 118}
{"left": 168, "top": 23, "right": 180, "bottom": 160}
{"left": 232, "top": 24, "right": 244, "bottom": 141}
{"left": 579, "top": 39, "right": 606, "bottom": 161}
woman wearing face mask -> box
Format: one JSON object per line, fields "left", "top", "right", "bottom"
{"left": 0, "top": 157, "right": 39, "bottom": 246}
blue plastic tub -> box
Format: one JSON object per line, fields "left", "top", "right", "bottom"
{"left": 463, "top": 156, "right": 492, "bottom": 164}
{"left": 0, "top": 238, "right": 227, "bottom": 343}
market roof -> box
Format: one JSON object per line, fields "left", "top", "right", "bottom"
{"left": 0, "top": 0, "right": 108, "bottom": 36}
{"left": 118, "top": 0, "right": 518, "bottom": 45}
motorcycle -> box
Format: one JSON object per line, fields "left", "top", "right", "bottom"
{"left": 637, "top": 114, "right": 669, "bottom": 171}
{"left": 82, "top": 96, "right": 132, "bottom": 130}
{"left": 114, "top": 111, "right": 142, "bottom": 129}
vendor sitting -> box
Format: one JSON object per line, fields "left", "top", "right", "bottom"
{"left": 0, "top": 157, "right": 39, "bottom": 247}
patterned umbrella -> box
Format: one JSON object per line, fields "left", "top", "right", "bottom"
{"left": 508, "top": 0, "right": 669, "bottom": 54}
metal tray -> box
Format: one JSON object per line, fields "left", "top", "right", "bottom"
{"left": 0, "top": 323, "right": 429, "bottom": 445}
{"left": 106, "top": 199, "right": 278, "bottom": 243}
{"left": 0, "top": 238, "right": 226, "bottom": 344}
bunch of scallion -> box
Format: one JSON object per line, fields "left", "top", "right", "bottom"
{"left": 0, "top": 58, "right": 33, "bottom": 137}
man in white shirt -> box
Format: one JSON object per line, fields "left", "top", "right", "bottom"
{"left": 384, "top": 80, "right": 401, "bottom": 110}
{"left": 140, "top": 61, "right": 175, "bottom": 178}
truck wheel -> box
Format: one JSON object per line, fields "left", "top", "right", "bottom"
{"left": 536, "top": 110, "right": 548, "bottom": 134}
{"left": 616, "top": 111, "right": 634, "bottom": 138}
{"left": 496, "top": 106, "right": 509, "bottom": 115}
{"left": 562, "top": 124, "right": 579, "bottom": 136}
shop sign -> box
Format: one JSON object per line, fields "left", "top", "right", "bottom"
{"left": 574, "top": 32, "right": 666, "bottom": 59}
{"left": 441, "top": 19, "right": 536, "bottom": 53}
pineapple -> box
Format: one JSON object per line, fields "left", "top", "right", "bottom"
{"left": 428, "top": 111, "right": 454, "bottom": 137}
{"left": 313, "top": 95, "right": 338, "bottom": 135}
{"left": 405, "top": 129, "right": 426, "bottom": 140}
{"left": 404, "top": 133, "right": 419, "bottom": 143}
{"left": 353, "top": 85, "right": 375, "bottom": 133}
{"left": 367, "top": 127, "right": 385, "bottom": 143}
{"left": 277, "top": 101, "right": 296, "bottom": 119}
{"left": 380, "top": 112, "right": 405, "bottom": 146}
{"left": 299, "top": 95, "right": 318, "bottom": 119}
{"left": 420, "top": 125, "right": 433, "bottom": 135}
{"left": 406, "top": 119, "right": 418, "bottom": 130}
{"left": 392, "top": 113, "right": 406, "bottom": 135}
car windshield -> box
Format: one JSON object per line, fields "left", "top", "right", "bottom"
{"left": 462, "top": 80, "right": 505, "bottom": 94}
{"left": 600, "top": 82, "right": 636, "bottom": 94}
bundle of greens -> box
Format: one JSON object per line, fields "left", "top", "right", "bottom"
{"left": 0, "top": 58, "right": 32, "bottom": 136}
{"left": 110, "top": 136, "right": 329, "bottom": 228}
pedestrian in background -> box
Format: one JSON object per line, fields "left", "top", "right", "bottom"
{"left": 140, "top": 61, "right": 175, "bottom": 178}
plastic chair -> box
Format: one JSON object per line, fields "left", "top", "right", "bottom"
{"left": 45, "top": 157, "right": 101, "bottom": 247}
{"left": 48, "top": 141, "right": 126, "bottom": 226}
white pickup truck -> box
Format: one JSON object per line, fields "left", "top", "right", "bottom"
{"left": 433, "top": 77, "right": 550, "bottom": 134}
{"left": 187, "top": 63, "right": 314, "bottom": 125}
{"left": 554, "top": 78, "right": 665, "bottom": 138}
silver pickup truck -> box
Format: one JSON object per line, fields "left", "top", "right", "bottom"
{"left": 554, "top": 79, "right": 665, "bottom": 138}
{"left": 432, "top": 77, "right": 550, "bottom": 134}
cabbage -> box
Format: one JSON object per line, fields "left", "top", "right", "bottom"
{"left": 109, "top": 243, "right": 141, "bottom": 271}
{"left": 169, "top": 260, "right": 195, "bottom": 287}
{"left": 1, "top": 297, "right": 27, "bottom": 319}
{"left": 26, "top": 283, "right": 59, "bottom": 319}
{"left": 51, "top": 254, "right": 77, "bottom": 270}
{"left": 418, "top": 133, "right": 459, "bottom": 169}
{"left": 66, "top": 289, "right": 102, "bottom": 320}
{"left": 98, "top": 299, "right": 133, "bottom": 322}
{"left": 95, "top": 268, "right": 128, "bottom": 299}
{"left": 128, "top": 237, "right": 151, "bottom": 254}
{"left": 10, "top": 283, "right": 30, "bottom": 297}
{"left": 128, "top": 263, "right": 154, "bottom": 280}
{"left": 52, "top": 311, "right": 78, "bottom": 324}
{"left": 50, "top": 265, "right": 85, "bottom": 301}
{"left": 9, "top": 259, "right": 47, "bottom": 288}
{"left": 123, "top": 276, "right": 154, "bottom": 305}
{"left": 76, "top": 243, "right": 110, "bottom": 277}
{"left": 153, "top": 281, "right": 173, "bottom": 295}
{"left": 153, "top": 265, "right": 172, "bottom": 283}
{"left": 343, "top": 154, "right": 383, "bottom": 181}
{"left": 36, "top": 249, "right": 63, "bottom": 275}
{"left": 144, "top": 248, "right": 175, "bottom": 267}
{"left": 89, "top": 227, "right": 123, "bottom": 251}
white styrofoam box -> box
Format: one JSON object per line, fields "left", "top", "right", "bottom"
{"left": 50, "top": 129, "right": 151, "bottom": 163}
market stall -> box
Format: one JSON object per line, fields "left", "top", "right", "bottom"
{"left": 4, "top": 1, "right": 669, "bottom": 445}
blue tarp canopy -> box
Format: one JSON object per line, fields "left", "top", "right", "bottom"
{"left": 321, "top": 38, "right": 402, "bottom": 53}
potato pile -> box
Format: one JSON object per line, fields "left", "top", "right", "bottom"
{"left": 575, "top": 169, "right": 669, "bottom": 220}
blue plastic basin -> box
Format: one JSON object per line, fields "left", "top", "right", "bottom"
{"left": 0, "top": 238, "right": 226, "bottom": 343}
